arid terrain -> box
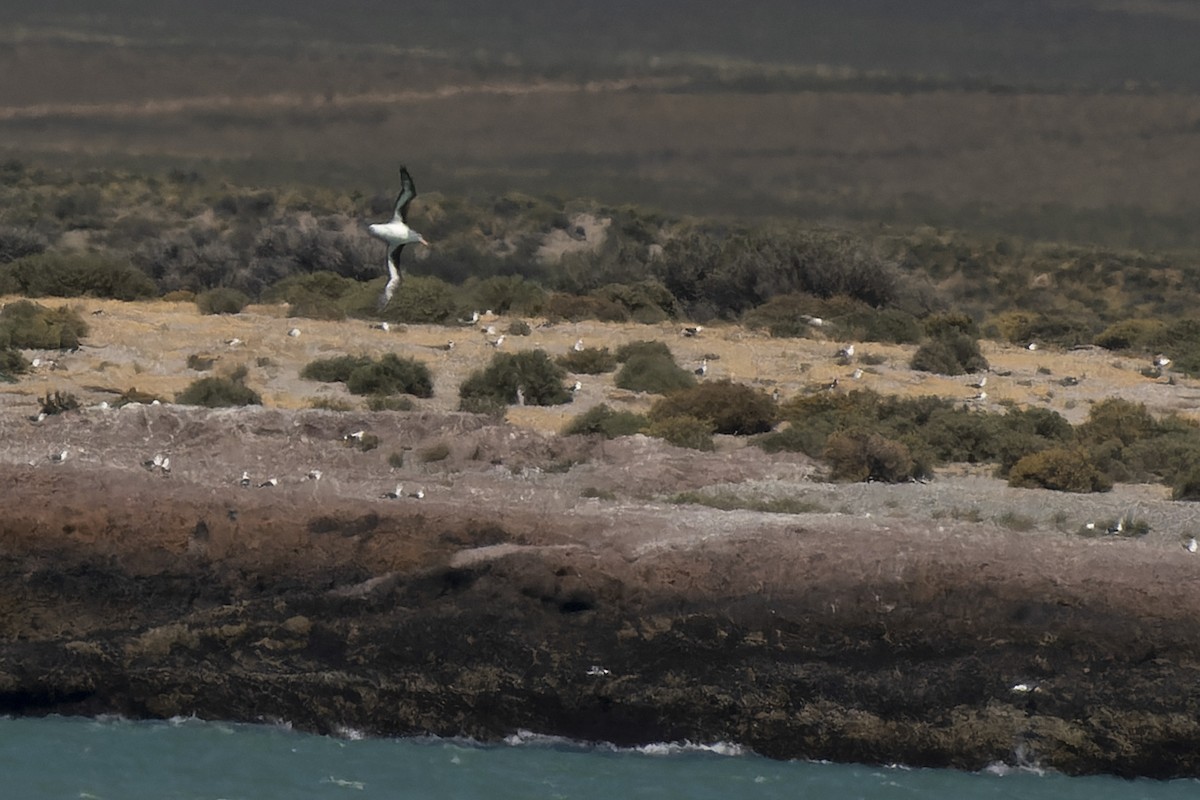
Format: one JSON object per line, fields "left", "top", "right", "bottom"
{"left": 4, "top": 302, "right": 1200, "bottom": 777}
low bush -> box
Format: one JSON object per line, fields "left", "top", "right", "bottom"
{"left": 301, "top": 355, "right": 374, "bottom": 383}
{"left": 176, "top": 374, "right": 262, "bottom": 407}
{"left": 648, "top": 379, "right": 777, "bottom": 435}
{"left": 366, "top": 395, "right": 415, "bottom": 411}
{"left": 1007, "top": 448, "right": 1111, "bottom": 493}
{"left": 1, "top": 252, "right": 155, "bottom": 300}
{"left": 0, "top": 347, "right": 29, "bottom": 380}
{"left": 0, "top": 300, "right": 89, "bottom": 349}
{"left": 507, "top": 319, "right": 532, "bottom": 336}
{"left": 462, "top": 275, "right": 547, "bottom": 317}
{"left": 544, "top": 292, "right": 629, "bottom": 323}
{"left": 557, "top": 347, "right": 618, "bottom": 374}
{"left": 380, "top": 275, "right": 459, "bottom": 324}
{"left": 910, "top": 331, "right": 988, "bottom": 376}
{"left": 615, "top": 340, "right": 674, "bottom": 362}
{"left": 614, "top": 354, "right": 696, "bottom": 394}
{"left": 196, "top": 287, "right": 251, "bottom": 315}
{"left": 822, "top": 431, "right": 918, "bottom": 482}
{"left": 646, "top": 414, "right": 715, "bottom": 451}
{"left": 0, "top": 226, "right": 48, "bottom": 265}
{"left": 345, "top": 354, "right": 434, "bottom": 397}
{"left": 459, "top": 349, "right": 572, "bottom": 408}
{"left": 1093, "top": 318, "right": 1169, "bottom": 352}
{"left": 1173, "top": 467, "right": 1200, "bottom": 501}
{"left": 562, "top": 404, "right": 648, "bottom": 438}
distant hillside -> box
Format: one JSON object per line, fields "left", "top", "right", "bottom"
{"left": 8, "top": 0, "right": 1200, "bottom": 90}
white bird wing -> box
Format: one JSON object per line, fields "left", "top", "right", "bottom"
{"left": 378, "top": 259, "right": 402, "bottom": 310}
{"left": 392, "top": 166, "right": 418, "bottom": 222}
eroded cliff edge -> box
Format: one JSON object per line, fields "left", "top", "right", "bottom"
{"left": 2, "top": 406, "right": 1200, "bottom": 778}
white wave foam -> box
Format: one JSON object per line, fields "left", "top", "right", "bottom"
{"left": 332, "top": 725, "right": 366, "bottom": 741}
{"left": 501, "top": 728, "right": 747, "bottom": 757}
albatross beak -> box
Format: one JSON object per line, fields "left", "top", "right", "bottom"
{"left": 419, "top": 235, "right": 431, "bottom": 246}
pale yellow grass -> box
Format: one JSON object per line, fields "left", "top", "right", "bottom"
{"left": 5, "top": 296, "right": 1200, "bottom": 430}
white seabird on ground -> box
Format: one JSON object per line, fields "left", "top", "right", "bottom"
{"left": 50, "top": 449, "right": 68, "bottom": 463}
{"left": 1186, "top": 537, "right": 1198, "bottom": 553}
{"left": 367, "top": 165, "right": 430, "bottom": 310}
{"left": 259, "top": 478, "right": 278, "bottom": 488}
{"left": 573, "top": 338, "right": 585, "bottom": 351}
{"left": 381, "top": 483, "right": 402, "bottom": 499}
{"left": 681, "top": 326, "right": 703, "bottom": 337}
{"left": 837, "top": 344, "right": 855, "bottom": 359}
{"left": 694, "top": 359, "right": 708, "bottom": 377}
{"left": 287, "top": 328, "right": 301, "bottom": 338}
{"left": 239, "top": 471, "right": 251, "bottom": 487}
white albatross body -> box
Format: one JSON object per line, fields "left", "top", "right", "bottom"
{"left": 367, "top": 165, "right": 430, "bottom": 310}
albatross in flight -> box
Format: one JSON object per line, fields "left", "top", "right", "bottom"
{"left": 367, "top": 165, "right": 430, "bottom": 310}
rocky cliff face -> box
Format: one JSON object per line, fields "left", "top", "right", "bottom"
{"left": 2, "top": 406, "right": 1200, "bottom": 777}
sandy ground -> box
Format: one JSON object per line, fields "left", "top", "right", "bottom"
{"left": 6, "top": 296, "right": 1200, "bottom": 430}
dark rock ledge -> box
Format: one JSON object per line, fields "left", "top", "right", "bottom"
{"left": 2, "top": 465, "right": 1199, "bottom": 779}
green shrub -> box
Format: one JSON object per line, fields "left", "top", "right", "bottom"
{"left": 196, "top": 287, "right": 251, "bottom": 315}
{"left": 741, "top": 292, "right": 829, "bottom": 338}
{"left": 345, "top": 354, "right": 434, "bottom": 397}
{"left": 0, "top": 226, "right": 48, "bottom": 265}
{"left": 381, "top": 275, "right": 459, "bottom": 324}
{"left": 176, "top": 375, "right": 262, "bottom": 407}
{"left": 0, "top": 347, "right": 29, "bottom": 380}
{"left": 646, "top": 414, "right": 715, "bottom": 451}
{"left": 840, "top": 307, "right": 925, "bottom": 344}
{"left": 308, "top": 397, "right": 354, "bottom": 411}
{"left": 367, "top": 395, "right": 415, "bottom": 411}
{"left": 910, "top": 331, "right": 988, "bottom": 376}
{"left": 1, "top": 252, "right": 155, "bottom": 300}
{"left": 924, "top": 312, "right": 979, "bottom": 339}
{"left": 648, "top": 379, "right": 777, "bottom": 435}
{"left": 544, "top": 292, "right": 629, "bottom": 323}
{"left": 1173, "top": 467, "right": 1200, "bottom": 501}
{"left": 463, "top": 275, "right": 547, "bottom": 317}
{"left": 614, "top": 354, "right": 696, "bottom": 394}
{"left": 615, "top": 340, "right": 674, "bottom": 362}
{"left": 507, "top": 319, "right": 532, "bottom": 336}
{"left": 0, "top": 300, "right": 89, "bottom": 349}
{"left": 822, "top": 431, "right": 917, "bottom": 483}
{"left": 591, "top": 280, "right": 678, "bottom": 324}
{"left": 557, "top": 347, "right": 618, "bottom": 374}
{"left": 1093, "top": 318, "right": 1169, "bottom": 352}
{"left": 1077, "top": 398, "right": 1156, "bottom": 447}
{"left": 459, "top": 349, "right": 572, "bottom": 408}
{"left": 301, "top": 355, "right": 373, "bottom": 383}
{"left": 562, "top": 404, "right": 648, "bottom": 438}
{"left": 1008, "top": 448, "right": 1111, "bottom": 493}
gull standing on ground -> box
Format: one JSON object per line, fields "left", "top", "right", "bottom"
{"left": 367, "top": 166, "right": 430, "bottom": 310}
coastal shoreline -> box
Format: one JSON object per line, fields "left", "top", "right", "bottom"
{"left": 2, "top": 406, "right": 1200, "bottom": 778}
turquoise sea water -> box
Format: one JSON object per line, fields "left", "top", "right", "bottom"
{"left": 1, "top": 716, "right": 1196, "bottom": 800}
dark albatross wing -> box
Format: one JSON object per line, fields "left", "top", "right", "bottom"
{"left": 392, "top": 166, "right": 418, "bottom": 222}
